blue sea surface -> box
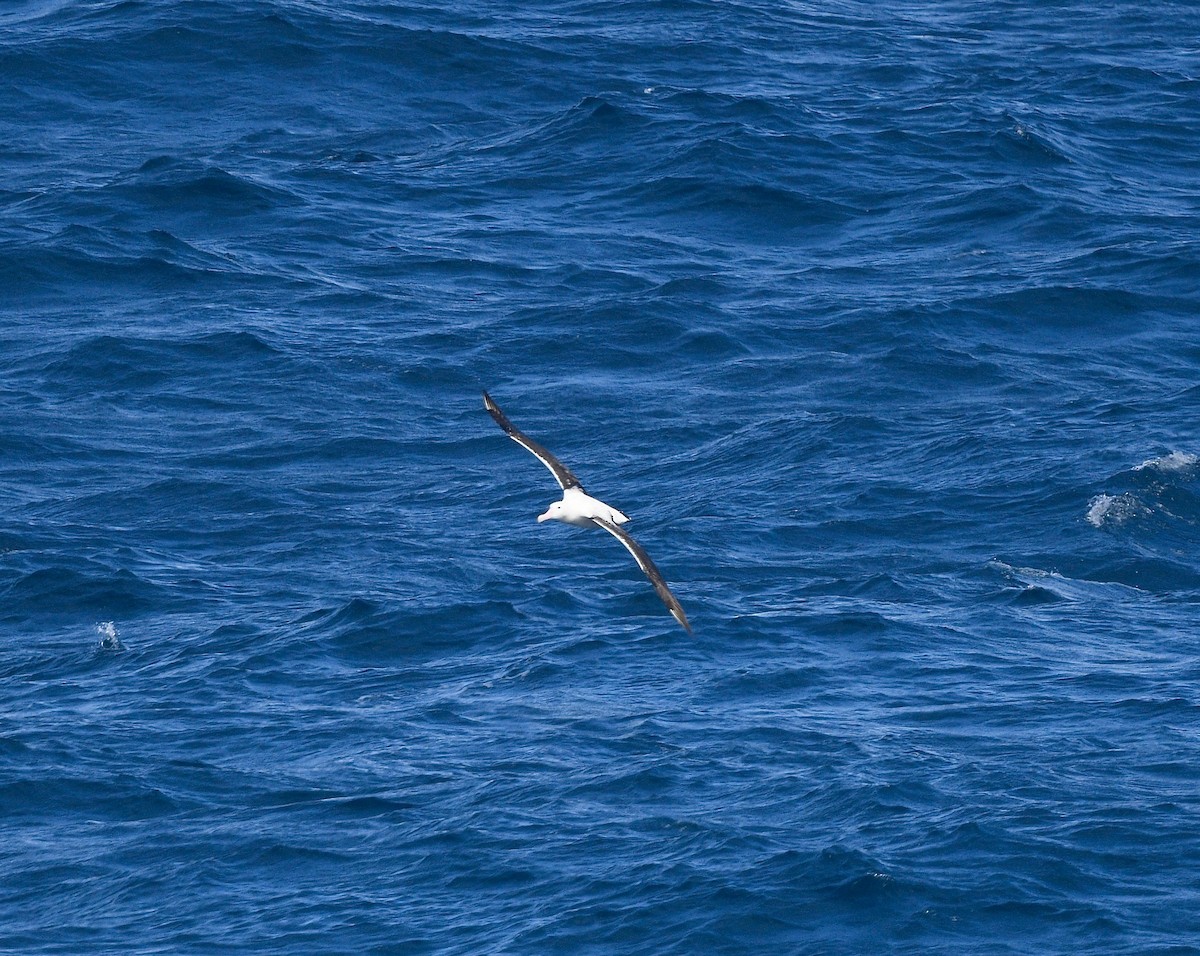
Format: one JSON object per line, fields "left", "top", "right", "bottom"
{"left": 3, "top": 1, "right": 1200, "bottom": 952}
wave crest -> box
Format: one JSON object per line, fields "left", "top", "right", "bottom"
{"left": 1134, "top": 451, "right": 1198, "bottom": 476}
{"left": 1086, "top": 493, "right": 1149, "bottom": 529}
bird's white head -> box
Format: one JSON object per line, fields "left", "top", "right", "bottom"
{"left": 537, "top": 500, "right": 564, "bottom": 523}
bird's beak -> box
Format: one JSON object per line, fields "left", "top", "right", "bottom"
{"left": 537, "top": 509, "right": 550, "bottom": 523}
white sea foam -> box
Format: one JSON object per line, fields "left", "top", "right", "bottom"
{"left": 1134, "top": 451, "right": 1198, "bottom": 475}
{"left": 1086, "top": 493, "right": 1149, "bottom": 528}
{"left": 96, "top": 621, "right": 123, "bottom": 651}
{"left": 989, "top": 560, "right": 1066, "bottom": 582}
{"left": 989, "top": 559, "right": 1146, "bottom": 597}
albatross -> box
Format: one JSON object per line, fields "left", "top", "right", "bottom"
{"left": 483, "top": 390, "right": 691, "bottom": 634}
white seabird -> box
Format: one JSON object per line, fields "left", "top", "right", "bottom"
{"left": 483, "top": 390, "right": 691, "bottom": 634}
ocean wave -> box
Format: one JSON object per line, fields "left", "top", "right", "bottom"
{"left": 1085, "top": 493, "right": 1150, "bottom": 529}
{"left": 0, "top": 224, "right": 277, "bottom": 301}
{"left": 292, "top": 596, "right": 522, "bottom": 662}
{"left": 0, "top": 775, "right": 180, "bottom": 821}
{"left": 36, "top": 329, "right": 283, "bottom": 399}
{"left": 1088, "top": 451, "right": 1200, "bottom": 536}
{"left": 954, "top": 285, "right": 1148, "bottom": 331}
{"left": 111, "top": 157, "right": 301, "bottom": 216}
{"left": 632, "top": 173, "right": 856, "bottom": 233}
{"left": 1, "top": 565, "right": 167, "bottom": 620}
{"left": 1134, "top": 451, "right": 1198, "bottom": 475}
{"left": 993, "top": 114, "right": 1075, "bottom": 166}
{"left": 988, "top": 560, "right": 1149, "bottom": 602}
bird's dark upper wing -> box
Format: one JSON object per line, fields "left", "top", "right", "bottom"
{"left": 592, "top": 516, "right": 691, "bottom": 634}
{"left": 483, "top": 391, "right": 583, "bottom": 492}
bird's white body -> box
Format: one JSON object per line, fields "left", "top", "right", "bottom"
{"left": 538, "top": 486, "right": 630, "bottom": 528}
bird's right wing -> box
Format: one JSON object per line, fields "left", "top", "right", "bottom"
{"left": 483, "top": 391, "right": 583, "bottom": 492}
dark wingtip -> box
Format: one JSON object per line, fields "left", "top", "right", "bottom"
{"left": 482, "top": 390, "right": 510, "bottom": 431}
{"left": 483, "top": 390, "right": 507, "bottom": 425}
{"left": 673, "top": 608, "right": 693, "bottom": 635}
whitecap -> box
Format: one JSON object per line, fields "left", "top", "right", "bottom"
{"left": 989, "top": 559, "right": 1066, "bottom": 582}
{"left": 988, "top": 559, "right": 1146, "bottom": 598}
{"left": 1134, "top": 451, "right": 1198, "bottom": 475}
{"left": 96, "top": 621, "right": 124, "bottom": 651}
{"left": 1086, "top": 493, "right": 1149, "bottom": 528}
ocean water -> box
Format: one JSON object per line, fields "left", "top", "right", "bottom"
{"left": 3, "top": 1, "right": 1199, "bottom": 952}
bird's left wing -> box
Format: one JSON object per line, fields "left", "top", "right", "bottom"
{"left": 592, "top": 516, "right": 691, "bottom": 634}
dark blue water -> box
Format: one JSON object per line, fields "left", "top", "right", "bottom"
{"left": 3, "top": 2, "right": 1200, "bottom": 952}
